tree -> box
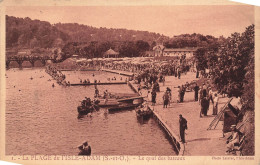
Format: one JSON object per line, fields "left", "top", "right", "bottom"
{"left": 135, "top": 40, "right": 150, "bottom": 55}
{"left": 211, "top": 25, "right": 254, "bottom": 97}
{"left": 194, "top": 48, "right": 208, "bottom": 71}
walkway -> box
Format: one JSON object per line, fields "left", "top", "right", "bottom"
{"left": 131, "top": 72, "right": 228, "bottom": 156}
{"left": 101, "top": 69, "right": 134, "bottom": 77}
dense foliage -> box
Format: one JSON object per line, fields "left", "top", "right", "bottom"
{"left": 6, "top": 16, "right": 69, "bottom": 48}
{"left": 7, "top": 15, "right": 223, "bottom": 59}
{"left": 6, "top": 15, "right": 166, "bottom": 58}
{"left": 212, "top": 25, "right": 254, "bottom": 99}
{"left": 165, "top": 33, "right": 219, "bottom": 48}
{"left": 192, "top": 24, "right": 255, "bottom": 111}
{"left": 6, "top": 15, "right": 170, "bottom": 49}
{"left": 54, "top": 23, "right": 169, "bottom": 44}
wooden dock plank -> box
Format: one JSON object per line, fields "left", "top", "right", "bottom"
{"left": 101, "top": 69, "right": 134, "bottom": 77}
{"left": 152, "top": 109, "right": 182, "bottom": 154}
{"left": 117, "top": 96, "right": 144, "bottom": 102}
{"left": 70, "top": 82, "right": 127, "bottom": 86}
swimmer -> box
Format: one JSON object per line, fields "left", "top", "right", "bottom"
{"left": 52, "top": 83, "right": 55, "bottom": 87}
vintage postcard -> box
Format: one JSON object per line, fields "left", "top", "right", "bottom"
{"left": 0, "top": 0, "right": 259, "bottom": 165}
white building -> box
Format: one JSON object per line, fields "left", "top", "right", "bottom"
{"left": 153, "top": 45, "right": 197, "bottom": 59}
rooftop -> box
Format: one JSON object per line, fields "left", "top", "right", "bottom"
{"left": 164, "top": 48, "right": 197, "bottom": 52}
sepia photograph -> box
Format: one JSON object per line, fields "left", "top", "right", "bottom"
{"left": 1, "top": 1, "right": 259, "bottom": 164}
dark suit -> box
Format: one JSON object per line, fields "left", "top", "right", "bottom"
{"left": 179, "top": 116, "right": 187, "bottom": 143}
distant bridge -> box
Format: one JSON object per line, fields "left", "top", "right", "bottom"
{"left": 6, "top": 55, "right": 57, "bottom": 68}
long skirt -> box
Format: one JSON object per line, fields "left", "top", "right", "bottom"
{"left": 201, "top": 99, "right": 209, "bottom": 116}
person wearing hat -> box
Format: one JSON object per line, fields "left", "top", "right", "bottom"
{"left": 78, "top": 141, "right": 91, "bottom": 155}
{"left": 151, "top": 89, "right": 157, "bottom": 106}
{"left": 179, "top": 114, "right": 188, "bottom": 143}
{"left": 194, "top": 83, "right": 199, "bottom": 101}
{"left": 163, "top": 91, "right": 169, "bottom": 108}
{"left": 226, "top": 125, "right": 242, "bottom": 154}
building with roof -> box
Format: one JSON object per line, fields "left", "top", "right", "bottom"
{"left": 152, "top": 45, "right": 165, "bottom": 57}
{"left": 153, "top": 45, "right": 197, "bottom": 59}
{"left": 103, "top": 48, "right": 119, "bottom": 58}
{"left": 163, "top": 48, "right": 197, "bottom": 59}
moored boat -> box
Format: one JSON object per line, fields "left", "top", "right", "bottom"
{"left": 108, "top": 102, "right": 140, "bottom": 112}
{"left": 136, "top": 104, "right": 153, "bottom": 120}
{"left": 77, "top": 98, "right": 100, "bottom": 115}
{"left": 97, "top": 98, "right": 119, "bottom": 107}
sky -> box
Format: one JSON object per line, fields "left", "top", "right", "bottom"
{"left": 6, "top": 5, "right": 254, "bottom": 37}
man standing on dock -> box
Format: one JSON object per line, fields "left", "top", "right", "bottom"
{"left": 163, "top": 91, "right": 169, "bottom": 108}
{"left": 179, "top": 114, "right": 188, "bottom": 143}
{"left": 151, "top": 90, "right": 157, "bottom": 106}
{"left": 194, "top": 83, "right": 199, "bottom": 101}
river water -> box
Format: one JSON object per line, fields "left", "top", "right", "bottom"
{"left": 5, "top": 68, "right": 176, "bottom": 155}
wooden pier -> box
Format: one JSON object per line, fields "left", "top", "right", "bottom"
{"left": 128, "top": 80, "right": 183, "bottom": 155}
{"left": 117, "top": 96, "right": 144, "bottom": 102}
{"left": 151, "top": 108, "right": 184, "bottom": 155}
{"left": 70, "top": 82, "right": 127, "bottom": 86}
{"left": 60, "top": 69, "right": 96, "bottom": 71}
{"left": 128, "top": 82, "right": 139, "bottom": 94}
{"left": 101, "top": 69, "right": 134, "bottom": 77}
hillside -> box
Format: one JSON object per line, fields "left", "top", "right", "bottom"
{"left": 54, "top": 23, "right": 169, "bottom": 44}
{"left": 6, "top": 15, "right": 70, "bottom": 49}
{"left": 6, "top": 15, "right": 169, "bottom": 49}
{"left": 6, "top": 15, "right": 226, "bottom": 58}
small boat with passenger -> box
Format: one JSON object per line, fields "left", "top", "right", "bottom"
{"left": 136, "top": 103, "right": 153, "bottom": 120}
{"left": 77, "top": 97, "right": 100, "bottom": 115}
{"left": 78, "top": 141, "right": 91, "bottom": 155}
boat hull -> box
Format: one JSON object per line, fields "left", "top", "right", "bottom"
{"left": 77, "top": 105, "right": 99, "bottom": 115}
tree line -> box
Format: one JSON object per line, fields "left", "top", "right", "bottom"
{"left": 6, "top": 15, "right": 167, "bottom": 50}
{"left": 194, "top": 24, "right": 254, "bottom": 111}
{"left": 7, "top": 15, "right": 225, "bottom": 58}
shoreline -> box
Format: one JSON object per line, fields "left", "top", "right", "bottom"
{"left": 112, "top": 68, "right": 227, "bottom": 156}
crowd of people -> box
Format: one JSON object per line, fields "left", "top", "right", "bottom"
{"left": 45, "top": 65, "right": 70, "bottom": 86}
{"left": 78, "top": 75, "right": 126, "bottom": 84}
